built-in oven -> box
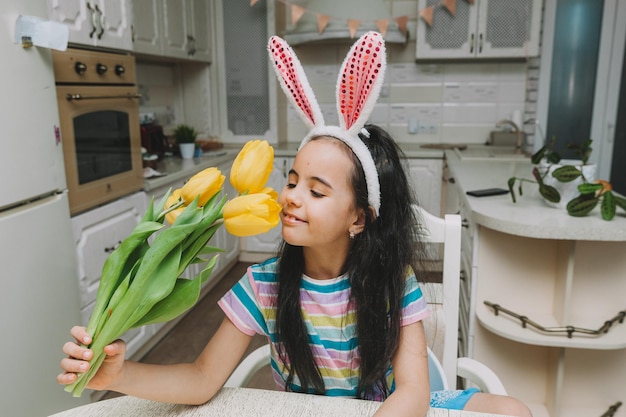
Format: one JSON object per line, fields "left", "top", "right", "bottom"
{"left": 52, "top": 48, "right": 143, "bottom": 215}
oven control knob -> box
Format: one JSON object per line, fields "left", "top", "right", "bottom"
{"left": 74, "top": 62, "right": 87, "bottom": 75}
{"left": 115, "top": 65, "right": 125, "bottom": 76}
{"left": 96, "top": 63, "right": 108, "bottom": 75}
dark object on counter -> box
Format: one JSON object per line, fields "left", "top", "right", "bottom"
{"left": 466, "top": 188, "right": 509, "bottom": 197}
{"left": 141, "top": 123, "right": 169, "bottom": 157}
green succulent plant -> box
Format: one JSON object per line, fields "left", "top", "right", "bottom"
{"left": 507, "top": 138, "right": 626, "bottom": 220}
{"left": 172, "top": 124, "right": 197, "bottom": 144}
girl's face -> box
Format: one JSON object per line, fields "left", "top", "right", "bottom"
{"left": 279, "top": 138, "right": 364, "bottom": 250}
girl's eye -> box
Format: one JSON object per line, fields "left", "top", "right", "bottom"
{"left": 310, "top": 190, "right": 324, "bottom": 198}
{"left": 286, "top": 182, "right": 296, "bottom": 189}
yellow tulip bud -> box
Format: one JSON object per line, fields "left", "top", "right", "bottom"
{"left": 259, "top": 186, "right": 278, "bottom": 200}
{"left": 165, "top": 188, "right": 182, "bottom": 209}
{"left": 223, "top": 193, "right": 282, "bottom": 237}
{"left": 181, "top": 167, "right": 225, "bottom": 206}
{"left": 164, "top": 189, "right": 184, "bottom": 225}
{"left": 230, "top": 140, "right": 274, "bottom": 194}
{"left": 165, "top": 206, "right": 185, "bottom": 225}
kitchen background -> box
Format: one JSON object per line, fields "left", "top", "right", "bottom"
{"left": 2, "top": 0, "right": 625, "bottom": 416}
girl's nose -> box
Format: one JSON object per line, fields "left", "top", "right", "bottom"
{"left": 281, "top": 186, "right": 301, "bottom": 207}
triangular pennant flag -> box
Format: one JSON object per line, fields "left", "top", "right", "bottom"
{"left": 375, "top": 19, "right": 389, "bottom": 38}
{"left": 443, "top": 0, "right": 456, "bottom": 15}
{"left": 419, "top": 7, "right": 434, "bottom": 27}
{"left": 250, "top": 0, "right": 260, "bottom": 5}
{"left": 317, "top": 14, "right": 330, "bottom": 34}
{"left": 291, "top": 4, "right": 306, "bottom": 26}
{"left": 395, "top": 15, "right": 409, "bottom": 35}
{"left": 347, "top": 19, "right": 360, "bottom": 38}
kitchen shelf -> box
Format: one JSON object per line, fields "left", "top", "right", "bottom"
{"left": 446, "top": 151, "right": 626, "bottom": 417}
{"left": 476, "top": 304, "right": 626, "bottom": 350}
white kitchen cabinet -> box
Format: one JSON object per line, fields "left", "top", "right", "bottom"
{"left": 446, "top": 154, "right": 626, "bottom": 417}
{"left": 132, "top": 0, "right": 212, "bottom": 62}
{"left": 406, "top": 158, "right": 443, "bottom": 217}
{"left": 47, "top": 0, "right": 133, "bottom": 51}
{"left": 71, "top": 191, "right": 153, "bottom": 358}
{"left": 241, "top": 157, "right": 292, "bottom": 257}
{"left": 416, "top": 0, "right": 542, "bottom": 59}
{"left": 213, "top": 159, "right": 240, "bottom": 272}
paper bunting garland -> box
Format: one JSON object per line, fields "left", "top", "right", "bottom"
{"left": 291, "top": 4, "right": 305, "bottom": 26}
{"left": 443, "top": 0, "right": 456, "bottom": 15}
{"left": 420, "top": 0, "right": 474, "bottom": 27}
{"left": 250, "top": 0, "right": 408, "bottom": 39}
{"left": 316, "top": 14, "right": 330, "bottom": 34}
{"left": 419, "top": 7, "right": 434, "bottom": 27}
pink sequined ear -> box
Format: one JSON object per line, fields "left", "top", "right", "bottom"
{"left": 268, "top": 36, "right": 324, "bottom": 130}
{"left": 337, "top": 32, "right": 386, "bottom": 135}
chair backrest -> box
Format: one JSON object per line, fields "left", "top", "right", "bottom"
{"left": 413, "top": 206, "right": 462, "bottom": 388}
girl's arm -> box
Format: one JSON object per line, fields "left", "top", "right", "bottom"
{"left": 373, "top": 320, "right": 430, "bottom": 417}
{"left": 60, "top": 317, "right": 252, "bottom": 405}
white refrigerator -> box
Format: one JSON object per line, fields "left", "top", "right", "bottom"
{"left": 0, "top": 2, "right": 88, "bottom": 416}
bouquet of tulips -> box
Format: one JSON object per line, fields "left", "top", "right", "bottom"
{"left": 65, "top": 140, "right": 281, "bottom": 397}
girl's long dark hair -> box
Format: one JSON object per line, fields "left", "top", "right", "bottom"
{"left": 274, "top": 124, "right": 429, "bottom": 399}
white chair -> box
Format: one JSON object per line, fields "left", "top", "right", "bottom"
{"left": 225, "top": 207, "right": 507, "bottom": 395}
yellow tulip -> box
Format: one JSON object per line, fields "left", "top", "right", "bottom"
{"left": 259, "top": 186, "right": 278, "bottom": 200}
{"left": 181, "top": 167, "right": 225, "bottom": 206}
{"left": 164, "top": 189, "right": 184, "bottom": 225}
{"left": 223, "top": 193, "right": 282, "bottom": 236}
{"left": 230, "top": 140, "right": 274, "bottom": 194}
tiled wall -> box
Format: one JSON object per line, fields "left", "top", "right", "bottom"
{"left": 286, "top": 58, "right": 530, "bottom": 146}
{"left": 283, "top": 0, "right": 540, "bottom": 148}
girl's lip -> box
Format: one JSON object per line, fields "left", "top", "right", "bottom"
{"left": 282, "top": 212, "right": 306, "bottom": 224}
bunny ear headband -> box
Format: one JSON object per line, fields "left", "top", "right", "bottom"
{"left": 267, "top": 31, "right": 386, "bottom": 216}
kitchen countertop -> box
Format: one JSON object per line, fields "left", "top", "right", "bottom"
{"left": 144, "top": 142, "right": 445, "bottom": 193}
{"left": 143, "top": 149, "right": 240, "bottom": 192}
{"left": 445, "top": 150, "right": 626, "bottom": 241}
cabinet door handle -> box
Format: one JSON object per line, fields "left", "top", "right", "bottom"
{"left": 478, "top": 33, "right": 483, "bottom": 53}
{"left": 187, "top": 35, "right": 197, "bottom": 56}
{"left": 87, "top": 3, "right": 98, "bottom": 39}
{"left": 104, "top": 241, "right": 122, "bottom": 253}
{"left": 95, "top": 4, "right": 105, "bottom": 39}
{"left": 469, "top": 33, "right": 475, "bottom": 54}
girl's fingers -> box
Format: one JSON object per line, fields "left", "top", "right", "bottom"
{"left": 69, "top": 326, "right": 92, "bottom": 345}
{"left": 60, "top": 357, "right": 90, "bottom": 374}
{"left": 62, "top": 341, "right": 92, "bottom": 361}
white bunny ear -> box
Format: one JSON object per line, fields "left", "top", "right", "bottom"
{"left": 336, "top": 32, "right": 386, "bottom": 135}
{"left": 267, "top": 36, "right": 325, "bottom": 130}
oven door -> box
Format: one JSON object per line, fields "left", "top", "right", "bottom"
{"left": 56, "top": 85, "right": 143, "bottom": 215}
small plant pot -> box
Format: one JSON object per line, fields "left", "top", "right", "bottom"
{"left": 179, "top": 143, "right": 196, "bottom": 159}
{"left": 538, "top": 159, "right": 597, "bottom": 209}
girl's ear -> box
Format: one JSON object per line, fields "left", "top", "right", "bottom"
{"left": 350, "top": 206, "right": 374, "bottom": 236}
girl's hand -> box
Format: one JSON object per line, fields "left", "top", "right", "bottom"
{"left": 57, "top": 326, "right": 126, "bottom": 391}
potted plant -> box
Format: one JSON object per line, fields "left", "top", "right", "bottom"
{"left": 508, "top": 138, "right": 626, "bottom": 220}
{"left": 173, "top": 124, "right": 197, "bottom": 159}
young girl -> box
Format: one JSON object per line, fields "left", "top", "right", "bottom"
{"left": 59, "top": 33, "right": 532, "bottom": 417}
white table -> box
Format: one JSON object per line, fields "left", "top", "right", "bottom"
{"left": 49, "top": 387, "right": 511, "bottom": 417}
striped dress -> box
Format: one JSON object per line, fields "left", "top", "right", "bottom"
{"left": 218, "top": 257, "right": 429, "bottom": 400}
